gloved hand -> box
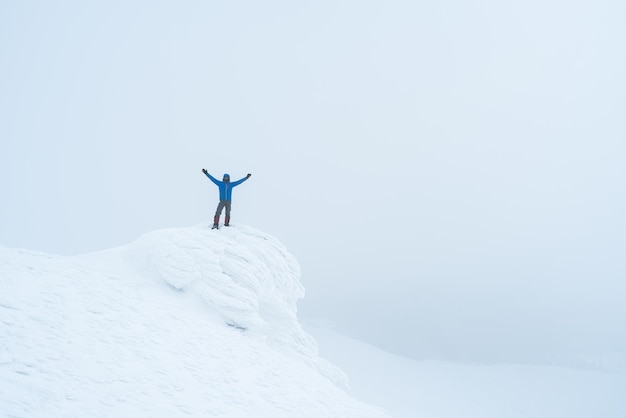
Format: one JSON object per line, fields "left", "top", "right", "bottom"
{"left": 202, "top": 168, "right": 207, "bottom": 174}
{"left": 246, "top": 173, "right": 251, "bottom": 179}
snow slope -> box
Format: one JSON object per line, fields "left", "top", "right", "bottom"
{"left": 0, "top": 224, "right": 389, "bottom": 418}
{"left": 307, "top": 325, "right": 626, "bottom": 418}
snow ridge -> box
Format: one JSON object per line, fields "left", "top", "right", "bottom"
{"left": 130, "top": 225, "right": 303, "bottom": 330}
{"left": 0, "top": 224, "right": 388, "bottom": 418}
{"left": 125, "top": 224, "right": 345, "bottom": 382}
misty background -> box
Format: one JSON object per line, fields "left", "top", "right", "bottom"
{"left": 1, "top": 0, "right": 625, "bottom": 366}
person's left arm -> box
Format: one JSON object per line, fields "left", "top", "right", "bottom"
{"left": 231, "top": 173, "right": 251, "bottom": 187}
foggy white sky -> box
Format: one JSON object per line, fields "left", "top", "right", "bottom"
{"left": 1, "top": 0, "right": 625, "bottom": 363}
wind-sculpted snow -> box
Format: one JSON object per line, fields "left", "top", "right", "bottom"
{"left": 130, "top": 225, "right": 304, "bottom": 332}
{"left": 125, "top": 224, "right": 345, "bottom": 382}
{"left": 0, "top": 225, "right": 388, "bottom": 418}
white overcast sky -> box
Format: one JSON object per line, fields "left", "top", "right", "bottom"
{"left": 1, "top": 0, "right": 625, "bottom": 363}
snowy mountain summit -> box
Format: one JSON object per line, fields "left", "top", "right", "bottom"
{"left": 0, "top": 224, "right": 389, "bottom": 417}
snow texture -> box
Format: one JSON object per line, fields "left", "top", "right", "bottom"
{"left": 0, "top": 224, "right": 389, "bottom": 418}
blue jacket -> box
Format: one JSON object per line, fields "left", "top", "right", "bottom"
{"left": 204, "top": 172, "right": 249, "bottom": 201}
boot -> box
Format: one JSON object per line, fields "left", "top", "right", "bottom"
{"left": 224, "top": 216, "right": 230, "bottom": 227}
{"left": 212, "top": 215, "right": 220, "bottom": 229}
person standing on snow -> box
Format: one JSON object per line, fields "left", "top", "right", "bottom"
{"left": 202, "top": 169, "right": 251, "bottom": 229}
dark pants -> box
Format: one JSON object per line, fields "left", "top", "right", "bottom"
{"left": 214, "top": 200, "right": 232, "bottom": 218}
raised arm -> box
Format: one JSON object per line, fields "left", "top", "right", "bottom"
{"left": 231, "top": 173, "right": 252, "bottom": 187}
{"left": 201, "top": 169, "right": 220, "bottom": 185}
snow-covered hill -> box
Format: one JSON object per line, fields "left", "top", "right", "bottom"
{"left": 0, "top": 224, "right": 389, "bottom": 418}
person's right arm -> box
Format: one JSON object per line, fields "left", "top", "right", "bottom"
{"left": 201, "top": 169, "right": 220, "bottom": 185}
